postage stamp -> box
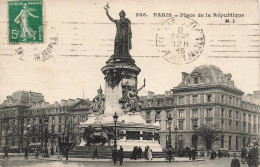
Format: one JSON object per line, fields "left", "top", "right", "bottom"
{"left": 156, "top": 17, "right": 205, "bottom": 64}
{"left": 8, "top": 0, "right": 44, "bottom": 44}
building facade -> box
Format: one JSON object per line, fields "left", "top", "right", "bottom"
{"left": 0, "top": 65, "right": 259, "bottom": 153}
{"left": 0, "top": 91, "right": 92, "bottom": 153}
{"left": 140, "top": 65, "right": 260, "bottom": 151}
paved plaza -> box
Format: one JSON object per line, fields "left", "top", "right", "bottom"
{"left": 0, "top": 156, "right": 249, "bottom": 167}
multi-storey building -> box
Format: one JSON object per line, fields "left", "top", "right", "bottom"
{"left": 0, "top": 91, "right": 92, "bottom": 153}
{"left": 140, "top": 65, "right": 260, "bottom": 151}
{"left": 0, "top": 65, "right": 259, "bottom": 153}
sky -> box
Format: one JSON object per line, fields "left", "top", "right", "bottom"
{"left": 0, "top": 0, "right": 259, "bottom": 104}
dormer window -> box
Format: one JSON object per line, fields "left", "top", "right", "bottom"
{"left": 194, "top": 77, "right": 198, "bottom": 84}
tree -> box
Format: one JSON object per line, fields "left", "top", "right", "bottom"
{"left": 196, "top": 125, "right": 222, "bottom": 155}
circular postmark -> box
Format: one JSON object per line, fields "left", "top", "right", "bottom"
{"left": 156, "top": 17, "right": 205, "bottom": 64}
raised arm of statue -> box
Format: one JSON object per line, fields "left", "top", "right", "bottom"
{"left": 106, "top": 11, "right": 115, "bottom": 23}
{"left": 137, "top": 78, "right": 146, "bottom": 92}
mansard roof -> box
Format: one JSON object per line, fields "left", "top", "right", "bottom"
{"left": 175, "top": 65, "right": 243, "bottom": 94}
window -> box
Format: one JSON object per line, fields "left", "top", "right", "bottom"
{"left": 206, "top": 108, "right": 212, "bottom": 117}
{"left": 194, "top": 77, "right": 198, "bottom": 84}
{"left": 52, "top": 117, "right": 55, "bottom": 124}
{"left": 179, "top": 96, "right": 184, "bottom": 105}
{"left": 221, "top": 108, "right": 225, "bottom": 117}
{"left": 248, "top": 114, "right": 251, "bottom": 122}
{"left": 221, "top": 95, "right": 225, "bottom": 103}
{"left": 253, "top": 124, "right": 256, "bottom": 133}
{"left": 179, "top": 121, "right": 184, "bottom": 130}
{"left": 192, "top": 95, "right": 198, "bottom": 104}
{"left": 229, "top": 136, "right": 232, "bottom": 150}
{"left": 207, "top": 94, "right": 212, "bottom": 102}
{"left": 155, "top": 111, "right": 160, "bottom": 122}
{"left": 59, "top": 117, "right": 61, "bottom": 123}
{"left": 229, "top": 110, "right": 232, "bottom": 118}
{"left": 236, "top": 111, "right": 239, "bottom": 119}
{"left": 243, "top": 123, "right": 246, "bottom": 132}
{"left": 52, "top": 125, "right": 55, "bottom": 133}
{"left": 179, "top": 110, "right": 184, "bottom": 118}
{"left": 146, "top": 112, "right": 151, "bottom": 119}
{"left": 236, "top": 121, "right": 239, "bottom": 131}
{"left": 248, "top": 123, "right": 251, "bottom": 133}
{"left": 206, "top": 120, "right": 212, "bottom": 127}
{"left": 229, "top": 96, "right": 232, "bottom": 104}
{"left": 221, "top": 120, "right": 224, "bottom": 130}
{"left": 192, "top": 109, "right": 198, "bottom": 118}
{"left": 253, "top": 115, "right": 256, "bottom": 123}
{"left": 192, "top": 120, "right": 198, "bottom": 130}
{"left": 58, "top": 125, "right": 61, "bottom": 132}
{"left": 229, "top": 120, "right": 232, "bottom": 131}
{"left": 236, "top": 136, "right": 239, "bottom": 150}
{"left": 221, "top": 135, "right": 224, "bottom": 148}
{"left": 243, "top": 113, "right": 246, "bottom": 122}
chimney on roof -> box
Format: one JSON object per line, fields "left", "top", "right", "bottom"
{"left": 165, "top": 91, "right": 171, "bottom": 96}
{"left": 147, "top": 91, "right": 155, "bottom": 99}
{"left": 182, "top": 72, "right": 189, "bottom": 81}
{"left": 76, "top": 98, "right": 83, "bottom": 103}
{"left": 68, "top": 99, "right": 76, "bottom": 105}
{"left": 61, "top": 100, "right": 68, "bottom": 106}
{"left": 54, "top": 101, "right": 59, "bottom": 106}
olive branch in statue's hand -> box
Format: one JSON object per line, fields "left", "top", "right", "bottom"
{"left": 104, "top": 2, "right": 110, "bottom": 12}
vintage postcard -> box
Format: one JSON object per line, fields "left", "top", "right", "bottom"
{"left": 0, "top": 0, "right": 259, "bottom": 167}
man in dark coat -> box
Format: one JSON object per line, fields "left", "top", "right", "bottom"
{"left": 112, "top": 148, "right": 118, "bottom": 165}
{"left": 137, "top": 146, "right": 142, "bottom": 159}
{"left": 231, "top": 154, "right": 240, "bottom": 167}
{"left": 92, "top": 146, "right": 99, "bottom": 159}
{"left": 191, "top": 147, "right": 196, "bottom": 160}
{"left": 24, "top": 147, "right": 29, "bottom": 159}
{"left": 118, "top": 146, "right": 124, "bottom": 166}
{"left": 144, "top": 146, "right": 148, "bottom": 160}
{"left": 3, "top": 146, "right": 9, "bottom": 159}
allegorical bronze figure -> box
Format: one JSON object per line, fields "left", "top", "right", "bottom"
{"left": 104, "top": 3, "right": 132, "bottom": 54}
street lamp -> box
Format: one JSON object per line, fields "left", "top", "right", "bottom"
{"left": 193, "top": 124, "right": 198, "bottom": 150}
{"left": 42, "top": 117, "right": 50, "bottom": 158}
{"left": 26, "top": 125, "right": 31, "bottom": 148}
{"left": 113, "top": 112, "right": 118, "bottom": 150}
{"left": 175, "top": 126, "right": 178, "bottom": 149}
{"left": 168, "top": 116, "right": 172, "bottom": 162}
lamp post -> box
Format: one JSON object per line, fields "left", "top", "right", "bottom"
{"left": 26, "top": 125, "right": 31, "bottom": 148}
{"left": 113, "top": 112, "right": 118, "bottom": 150}
{"left": 42, "top": 117, "right": 50, "bottom": 158}
{"left": 168, "top": 116, "right": 172, "bottom": 162}
{"left": 193, "top": 124, "right": 198, "bottom": 150}
{"left": 175, "top": 126, "right": 178, "bottom": 149}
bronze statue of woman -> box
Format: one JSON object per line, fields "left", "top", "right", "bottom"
{"left": 105, "top": 8, "right": 132, "bottom": 54}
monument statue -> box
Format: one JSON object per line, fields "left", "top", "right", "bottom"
{"left": 104, "top": 3, "right": 132, "bottom": 54}
{"left": 92, "top": 86, "right": 105, "bottom": 115}
{"left": 120, "top": 79, "right": 146, "bottom": 113}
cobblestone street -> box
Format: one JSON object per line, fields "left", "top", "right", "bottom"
{"left": 0, "top": 157, "right": 249, "bottom": 167}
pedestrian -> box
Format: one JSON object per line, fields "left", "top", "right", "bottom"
{"left": 137, "top": 146, "right": 142, "bottom": 159}
{"left": 3, "top": 146, "right": 9, "bottom": 159}
{"left": 92, "top": 146, "right": 99, "bottom": 159}
{"left": 118, "top": 146, "right": 124, "bottom": 166}
{"left": 51, "top": 146, "right": 54, "bottom": 155}
{"left": 148, "top": 148, "right": 152, "bottom": 160}
{"left": 188, "top": 148, "right": 192, "bottom": 160}
{"left": 192, "top": 147, "right": 196, "bottom": 160}
{"left": 210, "top": 150, "right": 215, "bottom": 160}
{"left": 24, "top": 147, "right": 29, "bottom": 159}
{"left": 112, "top": 148, "right": 118, "bottom": 165}
{"left": 144, "top": 146, "right": 148, "bottom": 160}
{"left": 34, "top": 149, "right": 39, "bottom": 159}
{"left": 218, "top": 150, "right": 222, "bottom": 159}
{"left": 241, "top": 148, "right": 246, "bottom": 163}
{"left": 231, "top": 154, "right": 240, "bottom": 167}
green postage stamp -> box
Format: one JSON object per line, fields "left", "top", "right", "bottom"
{"left": 8, "top": 0, "right": 44, "bottom": 44}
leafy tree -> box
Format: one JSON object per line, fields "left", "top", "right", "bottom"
{"left": 196, "top": 125, "right": 222, "bottom": 155}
